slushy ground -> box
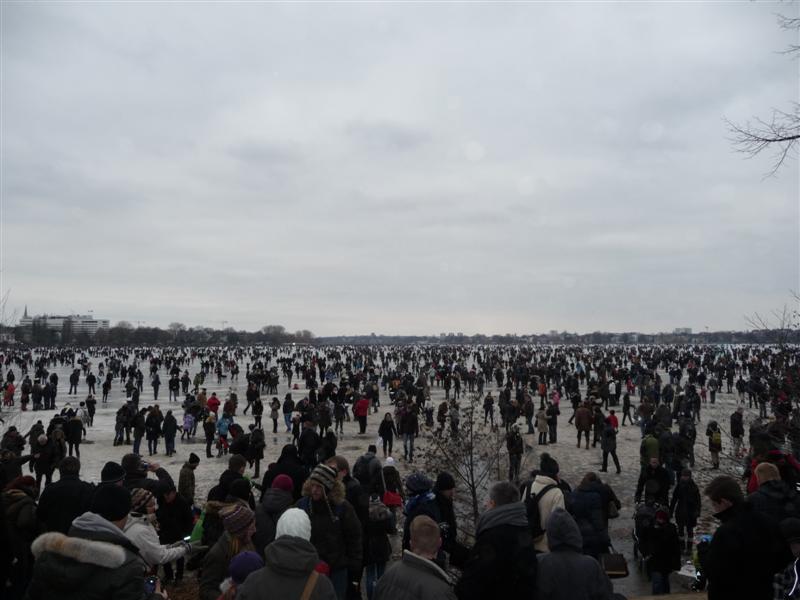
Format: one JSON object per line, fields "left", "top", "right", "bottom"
{"left": 1, "top": 350, "right": 738, "bottom": 598}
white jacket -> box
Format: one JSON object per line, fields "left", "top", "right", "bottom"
{"left": 529, "top": 475, "right": 565, "bottom": 553}
{"left": 123, "top": 514, "right": 187, "bottom": 567}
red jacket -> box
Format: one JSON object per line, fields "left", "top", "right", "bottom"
{"left": 354, "top": 398, "right": 370, "bottom": 417}
{"left": 207, "top": 396, "right": 221, "bottom": 414}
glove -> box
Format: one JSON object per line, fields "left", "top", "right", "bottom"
{"left": 184, "top": 541, "right": 207, "bottom": 554}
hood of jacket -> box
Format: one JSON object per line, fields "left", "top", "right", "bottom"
{"left": 69, "top": 511, "right": 141, "bottom": 552}
{"left": 476, "top": 501, "right": 529, "bottom": 535}
{"left": 755, "top": 480, "right": 797, "bottom": 503}
{"left": 544, "top": 507, "right": 583, "bottom": 552}
{"left": 301, "top": 477, "right": 345, "bottom": 505}
{"left": 264, "top": 535, "right": 319, "bottom": 575}
{"left": 262, "top": 488, "right": 294, "bottom": 513}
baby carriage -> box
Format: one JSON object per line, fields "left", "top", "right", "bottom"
{"left": 632, "top": 500, "right": 664, "bottom": 572}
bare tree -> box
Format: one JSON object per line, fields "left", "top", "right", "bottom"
{"left": 727, "top": 12, "right": 800, "bottom": 176}
{"left": 419, "top": 393, "right": 509, "bottom": 532}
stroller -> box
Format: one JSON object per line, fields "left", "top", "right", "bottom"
{"left": 632, "top": 500, "right": 664, "bottom": 573}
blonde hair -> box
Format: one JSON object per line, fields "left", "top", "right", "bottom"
{"left": 410, "top": 515, "right": 441, "bottom": 556}
{"left": 755, "top": 462, "right": 781, "bottom": 485}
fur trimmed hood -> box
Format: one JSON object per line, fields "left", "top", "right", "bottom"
{"left": 31, "top": 531, "right": 127, "bottom": 568}
{"left": 301, "top": 477, "right": 346, "bottom": 505}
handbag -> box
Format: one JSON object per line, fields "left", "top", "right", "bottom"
{"left": 599, "top": 545, "right": 629, "bottom": 579}
{"left": 380, "top": 467, "right": 403, "bottom": 507}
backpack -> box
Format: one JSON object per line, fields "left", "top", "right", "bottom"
{"left": 522, "top": 482, "right": 559, "bottom": 539}
{"left": 711, "top": 430, "right": 722, "bottom": 448}
{"left": 368, "top": 494, "right": 391, "bottom": 522}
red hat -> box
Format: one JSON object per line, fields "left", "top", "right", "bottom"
{"left": 272, "top": 474, "right": 294, "bottom": 493}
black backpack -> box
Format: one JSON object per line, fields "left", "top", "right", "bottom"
{"left": 521, "top": 481, "right": 559, "bottom": 539}
{"left": 353, "top": 454, "right": 377, "bottom": 486}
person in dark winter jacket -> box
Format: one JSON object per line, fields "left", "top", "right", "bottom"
{"left": 162, "top": 411, "right": 178, "bottom": 457}
{"left": 433, "top": 472, "right": 469, "bottom": 568}
{"left": 402, "top": 473, "right": 442, "bottom": 552}
{"left": 639, "top": 509, "right": 681, "bottom": 595}
{"left": 747, "top": 462, "right": 800, "bottom": 526}
{"left": 36, "top": 457, "right": 95, "bottom": 534}
{"left": 567, "top": 472, "right": 610, "bottom": 559}
{"left": 374, "top": 515, "right": 456, "bottom": 600}
{"left": 669, "top": 468, "right": 701, "bottom": 555}
{"left": 3, "top": 475, "right": 40, "bottom": 593}
{"left": 600, "top": 420, "right": 621, "bottom": 474}
{"left": 296, "top": 464, "right": 363, "bottom": 600}
{"left": 64, "top": 416, "right": 85, "bottom": 459}
{"left": 237, "top": 508, "right": 337, "bottom": 600}
{"left": 199, "top": 503, "right": 257, "bottom": 600}
{"left": 253, "top": 474, "right": 294, "bottom": 556}
{"left": 26, "top": 485, "right": 167, "bottom": 600}
{"left": 156, "top": 484, "right": 194, "bottom": 583}
{"left": 261, "top": 444, "right": 307, "bottom": 502}
{"left": 121, "top": 453, "right": 174, "bottom": 495}
{"left": 703, "top": 475, "right": 789, "bottom": 600}
{"left": 178, "top": 453, "right": 200, "bottom": 505}
{"left": 363, "top": 491, "right": 396, "bottom": 600}
{"left": 455, "top": 481, "right": 537, "bottom": 600}
{"left": 378, "top": 413, "right": 398, "bottom": 458}
{"left": 30, "top": 434, "right": 57, "bottom": 489}
{"left": 635, "top": 457, "right": 671, "bottom": 505}
{"left": 298, "top": 419, "right": 322, "bottom": 471}
{"left": 536, "top": 508, "right": 615, "bottom": 600}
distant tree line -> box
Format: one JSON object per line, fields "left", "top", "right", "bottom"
{"left": 14, "top": 321, "right": 315, "bottom": 347}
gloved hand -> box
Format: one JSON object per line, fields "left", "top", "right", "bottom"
{"left": 183, "top": 541, "right": 208, "bottom": 554}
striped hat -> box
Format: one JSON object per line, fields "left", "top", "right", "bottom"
{"left": 130, "top": 488, "right": 154, "bottom": 513}
{"left": 221, "top": 504, "right": 255, "bottom": 537}
{"left": 309, "top": 464, "right": 337, "bottom": 492}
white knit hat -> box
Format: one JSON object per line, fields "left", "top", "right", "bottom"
{"left": 276, "top": 508, "right": 311, "bottom": 541}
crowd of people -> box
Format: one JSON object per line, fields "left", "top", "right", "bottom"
{"left": 0, "top": 342, "right": 799, "bottom": 599}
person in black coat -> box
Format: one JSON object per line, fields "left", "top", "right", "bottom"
{"left": 567, "top": 472, "right": 611, "bottom": 559}
{"left": 36, "top": 457, "right": 94, "bottom": 534}
{"left": 261, "top": 444, "right": 307, "bottom": 502}
{"left": 640, "top": 509, "right": 681, "bottom": 595}
{"left": 635, "top": 457, "right": 672, "bottom": 505}
{"left": 297, "top": 418, "right": 321, "bottom": 471}
{"left": 669, "top": 468, "right": 701, "bottom": 554}
{"left": 434, "top": 472, "right": 469, "bottom": 567}
{"left": 703, "top": 475, "right": 790, "bottom": 600}
{"left": 162, "top": 410, "right": 178, "bottom": 457}
{"left": 64, "top": 416, "right": 85, "bottom": 459}
{"left": 455, "top": 481, "right": 537, "bottom": 600}
{"left": 0, "top": 449, "right": 32, "bottom": 490}
{"left": 157, "top": 484, "right": 194, "bottom": 583}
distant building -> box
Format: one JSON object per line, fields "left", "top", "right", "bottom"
{"left": 19, "top": 306, "right": 109, "bottom": 336}
{"left": 673, "top": 327, "right": 692, "bottom": 335}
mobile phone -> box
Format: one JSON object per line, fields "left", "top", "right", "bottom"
{"left": 183, "top": 535, "right": 191, "bottom": 542}
{"left": 144, "top": 576, "right": 158, "bottom": 594}
{"left": 140, "top": 461, "right": 150, "bottom": 470}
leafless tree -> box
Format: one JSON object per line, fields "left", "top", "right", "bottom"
{"left": 727, "top": 11, "right": 800, "bottom": 176}
{"left": 420, "top": 393, "right": 508, "bottom": 532}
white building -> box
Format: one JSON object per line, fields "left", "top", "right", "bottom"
{"left": 19, "top": 306, "right": 110, "bottom": 336}
{"left": 673, "top": 327, "right": 692, "bottom": 335}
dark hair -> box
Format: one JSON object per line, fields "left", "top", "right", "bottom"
{"left": 540, "top": 453, "right": 559, "bottom": 478}
{"left": 704, "top": 475, "right": 744, "bottom": 504}
{"left": 489, "top": 481, "right": 520, "bottom": 506}
{"left": 59, "top": 456, "right": 80, "bottom": 476}
{"left": 228, "top": 454, "right": 247, "bottom": 472}
{"left": 368, "top": 444, "right": 377, "bottom": 454}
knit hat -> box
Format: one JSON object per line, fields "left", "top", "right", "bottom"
{"left": 91, "top": 484, "right": 131, "bottom": 522}
{"left": 276, "top": 508, "right": 312, "bottom": 541}
{"left": 435, "top": 472, "right": 456, "bottom": 492}
{"left": 228, "top": 551, "right": 264, "bottom": 584}
{"left": 540, "top": 453, "right": 560, "bottom": 478}
{"left": 189, "top": 453, "right": 200, "bottom": 465}
{"left": 221, "top": 504, "right": 255, "bottom": 537}
{"left": 385, "top": 457, "right": 395, "bottom": 466}
{"left": 229, "top": 478, "right": 252, "bottom": 502}
{"left": 100, "top": 461, "right": 126, "bottom": 484}
{"left": 781, "top": 518, "right": 800, "bottom": 542}
{"left": 309, "top": 464, "right": 337, "bottom": 492}
{"left": 130, "top": 488, "right": 154, "bottom": 513}
{"left": 37, "top": 434, "right": 48, "bottom": 445}
{"left": 272, "top": 474, "right": 294, "bottom": 493}
{"left": 405, "top": 472, "right": 433, "bottom": 494}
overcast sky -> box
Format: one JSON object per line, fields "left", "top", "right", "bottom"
{"left": 2, "top": 2, "right": 798, "bottom": 336}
